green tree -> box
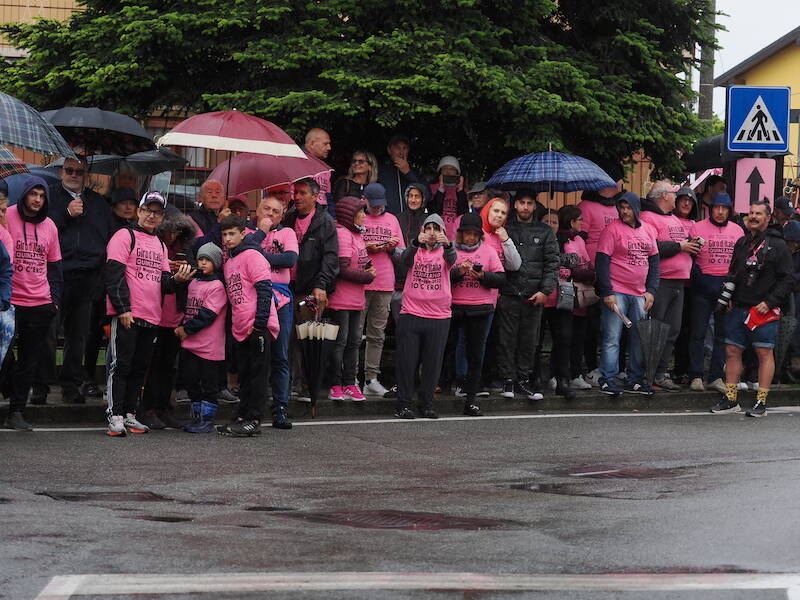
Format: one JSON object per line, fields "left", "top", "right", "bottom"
{"left": 0, "top": 0, "right": 718, "bottom": 178}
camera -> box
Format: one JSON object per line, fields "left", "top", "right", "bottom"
{"left": 694, "top": 237, "right": 705, "bottom": 248}
{"left": 716, "top": 281, "right": 735, "bottom": 311}
{"left": 443, "top": 174, "right": 460, "bottom": 187}
{"left": 472, "top": 263, "right": 483, "bottom": 272}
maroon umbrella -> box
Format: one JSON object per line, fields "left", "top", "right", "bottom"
{"left": 207, "top": 152, "right": 332, "bottom": 196}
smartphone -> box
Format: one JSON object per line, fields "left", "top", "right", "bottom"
{"left": 473, "top": 263, "right": 483, "bottom": 272}
{"left": 175, "top": 252, "right": 187, "bottom": 261}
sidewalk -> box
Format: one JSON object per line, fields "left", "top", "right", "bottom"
{"left": 3, "top": 385, "right": 800, "bottom": 424}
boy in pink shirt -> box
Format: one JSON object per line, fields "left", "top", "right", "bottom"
{"left": 595, "top": 192, "right": 660, "bottom": 396}
{"left": 3, "top": 176, "right": 62, "bottom": 431}
{"left": 217, "top": 214, "right": 273, "bottom": 437}
{"left": 104, "top": 192, "right": 194, "bottom": 436}
{"left": 361, "top": 183, "right": 401, "bottom": 397}
{"left": 175, "top": 243, "right": 228, "bottom": 433}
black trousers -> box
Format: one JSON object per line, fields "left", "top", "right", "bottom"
{"left": 235, "top": 331, "right": 270, "bottom": 421}
{"left": 59, "top": 270, "right": 99, "bottom": 391}
{"left": 395, "top": 314, "right": 450, "bottom": 412}
{"left": 180, "top": 349, "right": 222, "bottom": 404}
{"left": 83, "top": 296, "right": 106, "bottom": 383}
{"left": 141, "top": 326, "right": 181, "bottom": 411}
{"left": 448, "top": 309, "right": 492, "bottom": 398}
{"left": 106, "top": 319, "right": 158, "bottom": 416}
{"left": 570, "top": 315, "right": 588, "bottom": 379}
{"left": 543, "top": 307, "right": 574, "bottom": 380}
{"left": 10, "top": 304, "right": 57, "bottom": 412}
{"left": 494, "top": 294, "right": 543, "bottom": 382}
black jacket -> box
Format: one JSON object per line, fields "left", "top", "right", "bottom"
{"left": 377, "top": 159, "right": 424, "bottom": 216}
{"left": 500, "top": 215, "right": 560, "bottom": 298}
{"left": 48, "top": 184, "right": 111, "bottom": 272}
{"left": 282, "top": 204, "right": 339, "bottom": 297}
{"left": 727, "top": 224, "right": 794, "bottom": 310}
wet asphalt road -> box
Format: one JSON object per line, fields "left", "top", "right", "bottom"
{"left": 3, "top": 409, "right": 800, "bottom": 599}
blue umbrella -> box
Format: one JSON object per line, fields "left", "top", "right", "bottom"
{"left": 486, "top": 150, "right": 616, "bottom": 193}
{"left": 0, "top": 92, "right": 75, "bottom": 158}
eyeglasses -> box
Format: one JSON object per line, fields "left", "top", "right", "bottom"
{"left": 351, "top": 158, "right": 370, "bottom": 165}
{"left": 63, "top": 167, "right": 86, "bottom": 176}
{"left": 140, "top": 207, "right": 165, "bottom": 217}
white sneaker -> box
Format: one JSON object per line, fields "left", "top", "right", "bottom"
{"left": 123, "top": 413, "right": 149, "bottom": 434}
{"left": 585, "top": 369, "right": 602, "bottom": 387}
{"left": 453, "top": 386, "right": 467, "bottom": 398}
{"left": 737, "top": 382, "right": 749, "bottom": 391}
{"left": 107, "top": 415, "right": 126, "bottom": 437}
{"left": 548, "top": 377, "right": 557, "bottom": 391}
{"left": 175, "top": 389, "right": 190, "bottom": 403}
{"left": 363, "top": 379, "right": 389, "bottom": 396}
{"left": 708, "top": 378, "right": 727, "bottom": 394}
{"left": 570, "top": 376, "right": 592, "bottom": 390}
{"left": 690, "top": 377, "right": 705, "bottom": 392}
{"left": 748, "top": 381, "right": 759, "bottom": 391}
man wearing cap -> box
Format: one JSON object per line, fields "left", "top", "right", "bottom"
{"left": 377, "top": 134, "right": 424, "bottom": 216}
{"left": 303, "top": 128, "right": 332, "bottom": 206}
{"left": 467, "top": 182, "right": 490, "bottom": 214}
{"left": 687, "top": 193, "right": 744, "bottom": 393}
{"left": 3, "top": 176, "right": 63, "bottom": 430}
{"left": 639, "top": 180, "right": 701, "bottom": 391}
{"left": 773, "top": 196, "right": 796, "bottom": 228}
{"left": 361, "top": 183, "right": 401, "bottom": 396}
{"left": 104, "top": 192, "right": 195, "bottom": 436}
{"left": 46, "top": 156, "right": 111, "bottom": 404}
{"left": 710, "top": 201, "right": 793, "bottom": 418}
{"left": 595, "top": 192, "right": 660, "bottom": 396}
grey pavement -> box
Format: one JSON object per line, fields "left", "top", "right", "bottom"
{"left": 3, "top": 409, "right": 800, "bottom": 599}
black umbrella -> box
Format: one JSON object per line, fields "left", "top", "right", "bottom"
{"left": 41, "top": 107, "right": 156, "bottom": 156}
{"left": 296, "top": 320, "right": 339, "bottom": 418}
{"left": 49, "top": 147, "right": 186, "bottom": 176}
{"left": 774, "top": 298, "right": 798, "bottom": 386}
{"left": 636, "top": 316, "right": 672, "bottom": 386}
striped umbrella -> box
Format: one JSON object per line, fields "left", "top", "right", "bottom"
{"left": 0, "top": 145, "right": 29, "bottom": 179}
{"left": 0, "top": 92, "right": 75, "bottom": 158}
{"left": 486, "top": 150, "right": 615, "bottom": 193}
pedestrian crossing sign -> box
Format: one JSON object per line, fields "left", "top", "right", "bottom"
{"left": 726, "top": 86, "right": 790, "bottom": 153}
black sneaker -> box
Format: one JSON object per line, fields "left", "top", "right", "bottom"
{"left": 745, "top": 402, "right": 767, "bottom": 418}
{"left": 709, "top": 399, "right": 740, "bottom": 414}
{"left": 225, "top": 419, "right": 262, "bottom": 436}
{"left": 383, "top": 385, "right": 398, "bottom": 399}
{"left": 61, "top": 385, "right": 86, "bottom": 405}
{"left": 139, "top": 410, "right": 166, "bottom": 430}
{"left": 394, "top": 407, "right": 415, "bottom": 419}
{"left": 463, "top": 403, "right": 483, "bottom": 417}
{"left": 157, "top": 410, "right": 184, "bottom": 429}
{"left": 516, "top": 379, "right": 543, "bottom": 401}
{"left": 625, "top": 381, "right": 654, "bottom": 396}
{"left": 420, "top": 409, "right": 439, "bottom": 419}
{"left": 271, "top": 407, "right": 293, "bottom": 429}
{"left": 80, "top": 381, "right": 102, "bottom": 398}
{"left": 4, "top": 411, "right": 33, "bottom": 431}
{"left": 501, "top": 379, "right": 515, "bottom": 398}
{"left": 599, "top": 378, "right": 623, "bottom": 396}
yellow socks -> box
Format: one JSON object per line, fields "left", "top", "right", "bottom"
{"left": 756, "top": 387, "right": 769, "bottom": 406}
{"left": 725, "top": 383, "right": 738, "bottom": 404}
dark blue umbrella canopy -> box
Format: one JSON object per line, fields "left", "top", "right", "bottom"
{"left": 487, "top": 150, "right": 616, "bottom": 192}
{"left": 0, "top": 92, "right": 75, "bottom": 158}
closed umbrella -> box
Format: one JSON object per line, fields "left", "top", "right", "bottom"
{"left": 207, "top": 151, "right": 332, "bottom": 196}
{"left": 41, "top": 107, "right": 155, "bottom": 156}
{"left": 486, "top": 150, "right": 616, "bottom": 193}
{"left": 0, "top": 92, "right": 75, "bottom": 158}
{"left": 296, "top": 319, "right": 339, "bottom": 418}
{"left": 774, "top": 297, "right": 798, "bottom": 386}
{"left": 636, "top": 316, "right": 672, "bottom": 387}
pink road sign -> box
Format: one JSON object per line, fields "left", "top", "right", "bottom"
{"left": 734, "top": 158, "right": 775, "bottom": 214}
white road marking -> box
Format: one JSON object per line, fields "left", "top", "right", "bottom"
{"left": 35, "top": 575, "right": 87, "bottom": 600}
{"left": 570, "top": 469, "right": 623, "bottom": 477}
{"left": 32, "top": 571, "right": 800, "bottom": 597}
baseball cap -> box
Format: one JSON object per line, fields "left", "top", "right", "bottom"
{"left": 139, "top": 191, "right": 166, "bottom": 208}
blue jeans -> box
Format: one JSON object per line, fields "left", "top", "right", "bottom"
{"left": 271, "top": 300, "right": 293, "bottom": 407}
{"left": 600, "top": 292, "right": 645, "bottom": 383}
{"left": 688, "top": 283, "right": 726, "bottom": 381}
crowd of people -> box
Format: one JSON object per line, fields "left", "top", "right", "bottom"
{"left": 0, "top": 128, "right": 796, "bottom": 436}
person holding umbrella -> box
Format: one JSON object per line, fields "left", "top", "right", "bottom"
{"left": 595, "top": 192, "right": 660, "bottom": 396}
{"left": 46, "top": 156, "right": 111, "bottom": 405}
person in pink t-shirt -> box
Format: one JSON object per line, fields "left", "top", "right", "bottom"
{"left": 217, "top": 214, "right": 274, "bottom": 437}
{"left": 361, "top": 183, "right": 401, "bottom": 397}
{"left": 394, "top": 214, "right": 456, "bottom": 419}
{"left": 104, "top": 192, "right": 194, "bottom": 437}
{"left": 3, "top": 176, "right": 62, "bottom": 431}
{"left": 639, "top": 180, "right": 701, "bottom": 390}
{"left": 326, "top": 196, "right": 376, "bottom": 402}
{"left": 448, "top": 213, "right": 505, "bottom": 416}
{"left": 175, "top": 242, "right": 228, "bottom": 434}
{"left": 595, "top": 192, "right": 660, "bottom": 396}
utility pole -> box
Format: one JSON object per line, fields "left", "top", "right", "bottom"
{"left": 698, "top": 0, "right": 716, "bottom": 121}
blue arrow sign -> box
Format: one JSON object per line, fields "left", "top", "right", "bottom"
{"left": 727, "top": 86, "right": 790, "bottom": 153}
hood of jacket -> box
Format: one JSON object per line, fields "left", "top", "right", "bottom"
{"left": 404, "top": 182, "right": 429, "bottom": 212}
{"left": 156, "top": 213, "right": 197, "bottom": 248}
{"left": 616, "top": 191, "right": 642, "bottom": 228}
{"left": 335, "top": 195, "right": 367, "bottom": 233}
{"left": 18, "top": 175, "right": 49, "bottom": 224}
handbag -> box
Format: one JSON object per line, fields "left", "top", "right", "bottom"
{"left": 574, "top": 280, "right": 600, "bottom": 308}
{"left": 556, "top": 279, "right": 577, "bottom": 311}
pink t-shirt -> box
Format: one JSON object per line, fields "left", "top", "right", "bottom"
{"left": 596, "top": 220, "right": 658, "bottom": 297}
{"left": 690, "top": 219, "right": 744, "bottom": 276}
{"left": 577, "top": 200, "right": 619, "bottom": 261}
{"left": 401, "top": 246, "right": 452, "bottom": 319}
{"left": 314, "top": 171, "right": 331, "bottom": 205}
{"left": 0, "top": 226, "right": 13, "bottom": 265}
{"left": 260, "top": 226, "right": 298, "bottom": 285}
{"left": 159, "top": 293, "right": 183, "bottom": 328}
{"left": 482, "top": 231, "right": 507, "bottom": 267}
{"left": 430, "top": 184, "right": 460, "bottom": 240}
{"left": 452, "top": 243, "right": 504, "bottom": 306}
{"left": 224, "top": 247, "right": 273, "bottom": 342}
{"left": 7, "top": 205, "right": 61, "bottom": 306}
{"left": 181, "top": 277, "right": 228, "bottom": 361}
{"left": 676, "top": 216, "right": 694, "bottom": 230}
{"left": 363, "top": 212, "right": 401, "bottom": 292}
{"left": 105, "top": 228, "right": 170, "bottom": 325}
{"left": 328, "top": 226, "right": 369, "bottom": 311}
{"left": 639, "top": 211, "right": 692, "bottom": 279}
{"left": 290, "top": 208, "right": 315, "bottom": 281}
